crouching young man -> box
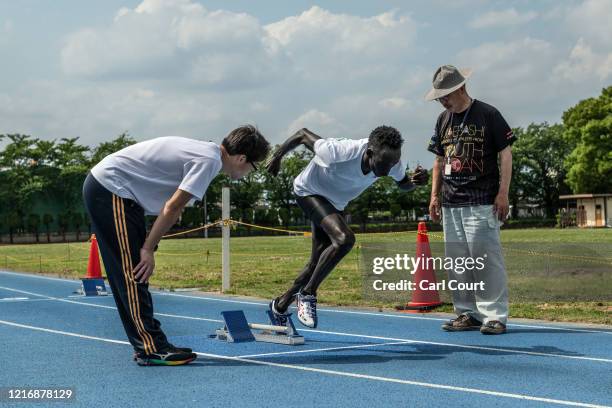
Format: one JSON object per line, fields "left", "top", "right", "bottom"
{"left": 83, "top": 125, "right": 270, "bottom": 365}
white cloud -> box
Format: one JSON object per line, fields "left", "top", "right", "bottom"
{"left": 454, "top": 37, "right": 559, "bottom": 124}
{"left": 266, "top": 6, "right": 414, "bottom": 54}
{"left": 430, "top": 0, "right": 488, "bottom": 8}
{"left": 61, "top": 1, "right": 417, "bottom": 90}
{"left": 565, "top": 0, "right": 612, "bottom": 48}
{"left": 114, "top": 7, "right": 130, "bottom": 21}
{"left": 56, "top": 0, "right": 425, "bottom": 148}
{"left": 469, "top": 8, "right": 537, "bottom": 29}
{"left": 543, "top": 1, "right": 612, "bottom": 86}
{"left": 379, "top": 97, "right": 409, "bottom": 109}
{"left": 287, "top": 109, "right": 338, "bottom": 135}
{"left": 8, "top": 0, "right": 612, "bottom": 166}
{"left": 0, "top": 79, "right": 238, "bottom": 144}
{"left": 265, "top": 6, "right": 416, "bottom": 81}
{"left": 61, "top": 0, "right": 281, "bottom": 88}
{"left": 1, "top": 19, "right": 13, "bottom": 46}
{"left": 553, "top": 38, "right": 612, "bottom": 81}
{"left": 457, "top": 37, "right": 552, "bottom": 78}
{"left": 3, "top": 20, "right": 13, "bottom": 33}
{"left": 250, "top": 102, "right": 270, "bottom": 113}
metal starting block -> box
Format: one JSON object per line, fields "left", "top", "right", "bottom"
{"left": 78, "top": 278, "right": 108, "bottom": 296}
{"left": 215, "top": 310, "right": 305, "bottom": 346}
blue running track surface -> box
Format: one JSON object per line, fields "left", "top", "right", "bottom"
{"left": 0, "top": 270, "right": 611, "bottom": 408}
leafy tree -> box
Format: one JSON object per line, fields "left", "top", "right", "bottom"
{"left": 27, "top": 213, "right": 41, "bottom": 243}
{"left": 72, "top": 212, "right": 84, "bottom": 241}
{"left": 57, "top": 212, "right": 71, "bottom": 242}
{"left": 346, "top": 178, "right": 393, "bottom": 232}
{"left": 390, "top": 202, "right": 402, "bottom": 220}
{"left": 83, "top": 212, "right": 91, "bottom": 236}
{"left": 511, "top": 123, "right": 573, "bottom": 218}
{"left": 254, "top": 208, "right": 277, "bottom": 226}
{"left": 231, "top": 169, "right": 265, "bottom": 223}
{"left": 263, "top": 150, "right": 310, "bottom": 228}
{"left": 348, "top": 174, "right": 425, "bottom": 229}
{"left": 204, "top": 174, "right": 228, "bottom": 224}
{"left": 562, "top": 86, "right": 612, "bottom": 193}
{"left": 90, "top": 133, "right": 136, "bottom": 165}
{"left": 0, "top": 134, "right": 45, "bottom": 241}
{"left": 389, "top": 169, "right": 431, "bottom": 220}
{"left": 42, "top": 214, "right": 54, "bottom": 243}
{"left": 53, "top": 138, "right": 89, "bottom": 214}
{"left": 179, "top": 207, "right": 203, "bottom": 230}
{"left": 3, "top": 212, "right": 22, "bottom": 244}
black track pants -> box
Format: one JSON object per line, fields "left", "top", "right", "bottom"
{"left": 83, "top": 173, "right": 169, "bottom": 354}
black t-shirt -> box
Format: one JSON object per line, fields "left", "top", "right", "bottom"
{"left": 427, "top": 99, "right": 516, "bottom": 207}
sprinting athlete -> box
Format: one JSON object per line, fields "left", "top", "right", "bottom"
{"left": 266, "top": 126, "right": 428, "bottom": 328}
{"left": 83, "top": 125, "right": 270, "bottom": 365}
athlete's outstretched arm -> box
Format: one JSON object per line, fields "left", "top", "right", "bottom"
{"left": 397, "top": 165, "right": 429, "bottom": 192}
{"left": 266, "top": 128, "right": 322, "bottom": 176}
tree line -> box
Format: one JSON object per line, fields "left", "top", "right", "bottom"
{"left": 0, "top": 86, "right": 609, "bottom": 242}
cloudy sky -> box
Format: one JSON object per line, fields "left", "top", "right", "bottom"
{"left": 1, "top": 0, "right": 610, "bottom": 165}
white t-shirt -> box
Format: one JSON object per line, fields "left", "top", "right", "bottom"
{"left": 91, "top": 136, "right": 222, "bottom": 215}
{"left": 293, "top": 138, "right": 406, "bottom": 210}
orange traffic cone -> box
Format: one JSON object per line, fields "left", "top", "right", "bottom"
{"left": 85, "top": 234, "right": 103, "bottom": 279}
{"left": 79, "top": 234, "right": 107, "bottom": 296}
{"left": 399, "top": 222, "right": 442, "bottom": 312}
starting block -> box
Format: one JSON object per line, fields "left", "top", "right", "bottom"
{"left": 77, "top": 278, "right": 108, "bottom": 296}
{"left": 215, "top": 310, "right": 305, "bottom": 345}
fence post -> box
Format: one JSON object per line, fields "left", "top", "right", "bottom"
{"left": 222, "top": 187, "right": 230, "bottom": 292}
{"left": 204, "top": 194, "right": 208, "bottom": 239}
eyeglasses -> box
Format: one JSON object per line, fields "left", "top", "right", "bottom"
{"left": 249, "top": 161, "right": 258, "bottom": 171}
{"left": 436, "top": 95, "right": 450, "bottom": 103}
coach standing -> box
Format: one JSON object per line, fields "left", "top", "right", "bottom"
{"left": 425, "top": 65, "right": 515, "bottom": 335}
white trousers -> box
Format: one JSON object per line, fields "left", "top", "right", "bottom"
{"left": 442, "top": 205, "right": 509, "bottom": 324}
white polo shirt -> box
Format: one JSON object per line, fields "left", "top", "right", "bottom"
{"left": 293, "top": 138, "right": 406, "bottom": 210}
{"left": 91, "top": 136, "right": 222, "bottom": 215}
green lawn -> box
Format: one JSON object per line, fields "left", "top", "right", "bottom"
{"left": 1, "top": 228, "right": 610, "bottom": 325}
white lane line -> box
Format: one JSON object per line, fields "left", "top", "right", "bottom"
{"left": 1, "top": 285, "right": 610, "bottom": 364}
{"left": 237, "top": 341, "right": 414, "bottom": 359}
{"left": 154, "top": 291, "right": 265, "bottom": 305}
{"left": 1, "top": 297, "right": 101, "bottom": 303}
{"left": 0, "top": 319, "right": 608, "bottom": 408}
{"left": 3, "top": 270, "right": 610, "bottom": 335}
{"left": 0, "top": 270, "right": 78, "bottom": 283}
{"left": 0, "top": 319, "right": 130, "bottom": 345}
{"left": 154, "top": 292, "right": 612, "bottom": 335}
{"left": 298, "top": 328, "right": 612, "bottom": 363}
{"left": 0, "top": 286, "right": 221, "bottom": 323}
{"left": 0, "top": 297, "right": 29, "bottom": 301}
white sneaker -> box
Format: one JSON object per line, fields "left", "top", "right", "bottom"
{"left": 296, "top": 292, "right": 317, "bottom": 328}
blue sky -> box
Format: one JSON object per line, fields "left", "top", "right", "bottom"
{"left": 1, "top": 0, "right": 610, "bottom": 165}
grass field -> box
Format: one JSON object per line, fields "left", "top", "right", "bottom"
{"left": 1, "top": 228, "right": 610, "bottom": 325}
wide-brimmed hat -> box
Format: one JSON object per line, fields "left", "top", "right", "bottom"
{"left": 424, "top": 65, "right": 473, "bottom": 101}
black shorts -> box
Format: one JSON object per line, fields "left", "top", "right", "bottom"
{"left": 296, "top": 195, "right": 343, "bottom": 225}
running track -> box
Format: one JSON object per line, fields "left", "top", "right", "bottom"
{"left": 0, "top": 270, "right": 610, "bottom": 408}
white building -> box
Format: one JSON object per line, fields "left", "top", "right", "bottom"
{"left": 559, "top": 194, "right": 612, "bottom": 227}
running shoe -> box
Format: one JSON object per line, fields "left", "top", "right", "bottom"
{"left": 269, "top": 298, "right": 291, "bottom": 327}
{"left": 134, "top": 346, "right": 197, "bottom": 366}
{"left": 296, "top": 292, "right": 317, "bottom": 328}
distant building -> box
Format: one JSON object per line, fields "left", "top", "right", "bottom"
{"left": 559, "top": 194, "right": 612, "bottom": 227}
{"left": 509, "top": 203, "right": 546, "bottom": 218}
